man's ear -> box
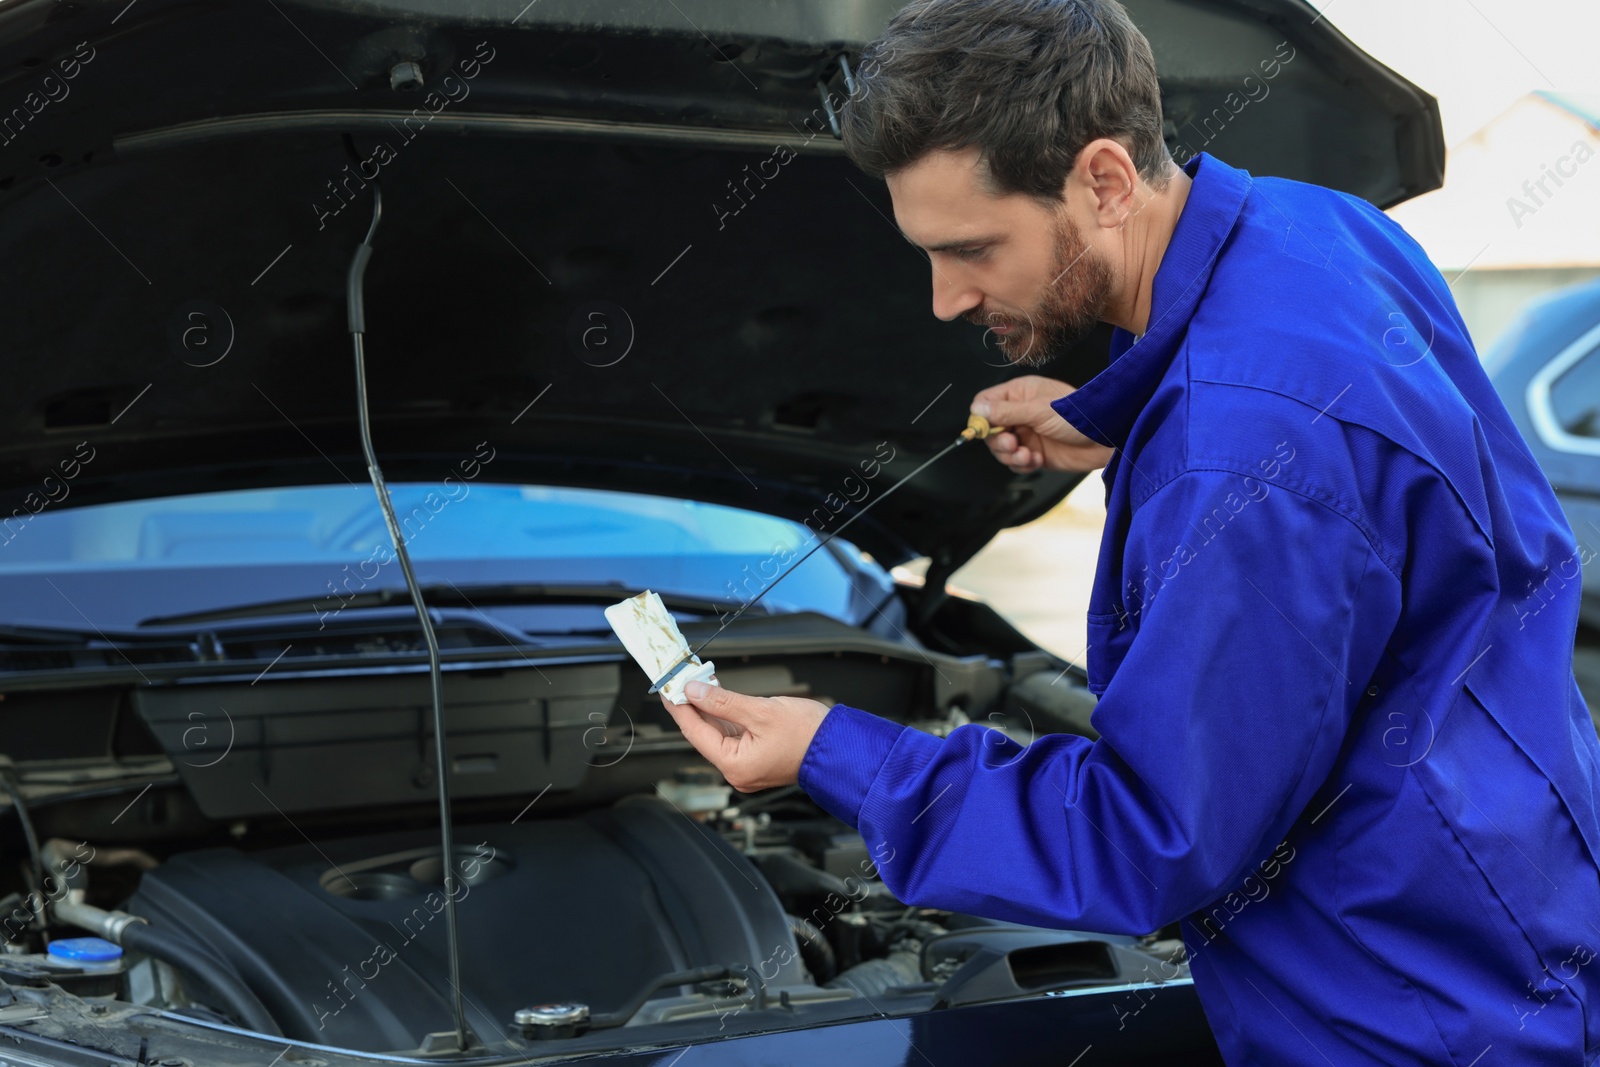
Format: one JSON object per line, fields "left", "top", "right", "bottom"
{"left": 1069, "top": 138, "right": 1142, "bottom": 230}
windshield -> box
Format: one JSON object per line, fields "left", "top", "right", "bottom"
{"left": 0, "top": 483, "right": 891, "bottom": 633}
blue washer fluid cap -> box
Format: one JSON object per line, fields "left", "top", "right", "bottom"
{"left": 48, "top": 937, "right": 123, "bottom": 962}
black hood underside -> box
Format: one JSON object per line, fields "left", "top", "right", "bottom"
{"left": 0, "top": 0, "right": 1443, "bottom": 568}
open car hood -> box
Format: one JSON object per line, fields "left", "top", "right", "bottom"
{"left": 0, "top": 0, "right": 1442, "bottom": 573}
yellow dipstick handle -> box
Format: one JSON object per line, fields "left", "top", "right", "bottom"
{"left": 960, "top": 413, "right": 1008, "bottom": 441}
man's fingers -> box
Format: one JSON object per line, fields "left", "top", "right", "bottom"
{"left": 972, "top": 395, "right": 1032, "bottom": 431}
{"left": 661, "top": 682, "right": 763, "bottom": 751}
{"left": 697, "top": 706, "right": 744, "bottom": 738}
{"left": 662, "top": 697, "right": 736, "bottom": 760}
{"left": 681, "top": 680, "right": 760, "bottom": 725}
{"left": 1006, "top": 446, "right": 1040, "bottom": 472}
{"left": 972, "top": 375, "right": 1070, "bottom": 417}
{"left": 989, "top": 431, "right": 1044, "bottom": 471}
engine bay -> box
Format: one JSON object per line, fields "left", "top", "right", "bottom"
{"left": 0, "top": 624, "right": 1173, "bottom": 1060}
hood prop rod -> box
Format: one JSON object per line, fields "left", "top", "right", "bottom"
{"left": 346, "top": 178, "right": 473, "bottom": 1054}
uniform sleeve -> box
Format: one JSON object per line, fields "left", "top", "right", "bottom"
{"left": 797, "top": 470, "right": 1401, "bottom": 933}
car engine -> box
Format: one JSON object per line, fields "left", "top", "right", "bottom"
{"left": 0, "top": 630, "right": 1178, "bottom": 1057}
{"left": 128, "top": 795, "right": 836, "bottom": 1049}
{"left": 95, "top": 787, "right": 1176, "bottom": 1054}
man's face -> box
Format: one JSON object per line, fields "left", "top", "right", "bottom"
{"left": 887, "top": 146, "right": 1115, "bottom": 366}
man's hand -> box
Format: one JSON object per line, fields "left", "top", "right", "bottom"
{"left": 660, "top": 680, "right": 830, "bottom": 792}
{"left": 972, "top": 375, "right": 1115, "bottom": 473}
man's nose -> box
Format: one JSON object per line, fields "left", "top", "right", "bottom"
{"left": 930, "top": 261, "right": 983, "bottom": 322}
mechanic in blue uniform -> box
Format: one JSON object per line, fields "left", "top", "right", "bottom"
{"left": 662, "top": 1, "right": 1600, "bottom": 1062}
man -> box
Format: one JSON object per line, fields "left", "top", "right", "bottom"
{"left": 663, "top": 1, "right": 1600, "bottom": 1063}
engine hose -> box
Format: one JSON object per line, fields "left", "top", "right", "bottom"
{"left": 754, "top": 852, "right": 854, "bottom": 902}
{"left": 786, "top": 914, "right": 837, "bottom": 983}
{"left": 119, "top": 922, "right": 282, "bottom": 1036}
{"left": 0, "top": 764, "right": 44, "bottom": 913}
{"left": 824, "top": 949, "right": 924, "bottom": 998}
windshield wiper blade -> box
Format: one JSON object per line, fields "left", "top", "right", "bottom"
{"left": 137, "top": 583, "right": 759, "bottom": 629}
{"left": 0, "top": 623, "right": 98, "bottom": 646}
{"left": 140, "top": 586, "right": 435, "bottom": 628}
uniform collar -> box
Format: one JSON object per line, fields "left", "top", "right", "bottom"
{"left": 1049, "top": 151, "right": 1252, "bottom": 447}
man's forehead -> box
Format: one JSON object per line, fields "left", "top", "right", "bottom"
{"left": 888, "top": 148, "right": 1005, "bottom": 246}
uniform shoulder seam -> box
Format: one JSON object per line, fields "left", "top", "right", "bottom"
{"left": 1184, "top": 377, "right": 1496, "bottom": 549}
{"left": 1133, "top": 464, "right": 1402, "bottom": 582}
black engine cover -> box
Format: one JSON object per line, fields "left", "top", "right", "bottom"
{"left": 127, "top": 796, "right": 806, "bottom": 1051}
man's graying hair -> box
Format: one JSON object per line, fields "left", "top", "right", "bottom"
{"left": 842, "top": 0, "right": 1173, "bottom": 202}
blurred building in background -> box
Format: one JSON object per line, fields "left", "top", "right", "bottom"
{"left": 1386, "top": 92, "right": 1600, "bottom": 355}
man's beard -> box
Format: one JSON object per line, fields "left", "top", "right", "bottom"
{"left": 966, "top": 211, "right": 1114, "bottom": 367}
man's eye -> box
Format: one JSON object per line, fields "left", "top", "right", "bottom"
{"left": 954, "top": 247, "right": 985, "bottom": 261}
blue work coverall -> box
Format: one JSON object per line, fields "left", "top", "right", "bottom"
{"left": 798, "top": 150, "right": 1600, "bottom": 1064}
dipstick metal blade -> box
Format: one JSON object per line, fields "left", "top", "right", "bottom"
{"left": 647, "top": 654, "right": 693, "bottom": 695}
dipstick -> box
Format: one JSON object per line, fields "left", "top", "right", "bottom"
{"left": 647, "top": 413, "right": 1001, "bottom": 694}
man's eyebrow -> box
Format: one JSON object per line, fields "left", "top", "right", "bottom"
{"left": 899, "top": 230, "right": 1004, "bottom": 253}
